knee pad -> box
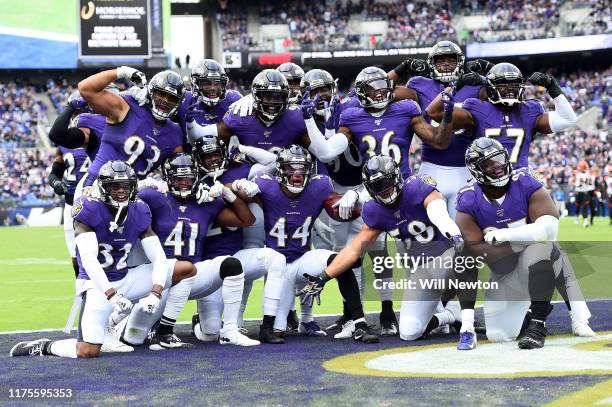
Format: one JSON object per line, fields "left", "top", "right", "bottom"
{"left": 399, "top": 317, "right": 426, "bottom": 341}
{"left": 220, "top": 257, "right": 243, "bottom": 279}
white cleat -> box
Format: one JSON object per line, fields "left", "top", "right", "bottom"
{"left": 219, "top": 328, "right": 260, "bottom": 346}
{"left": 193, "top": 322, "right": 220, "bottom": 342}
{"left": 101, "top": 326, "right": 134, "bottom": 353}
{"left": 572, "top": 321, "right": 596, "bottom": 337}
{"left": 334, "top": 320, "right": 355, "bottom": 339}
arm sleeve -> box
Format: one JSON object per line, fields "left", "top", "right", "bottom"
{"left": 547, "top": 94, "right": 577, "bottom": 133}
{"left": 426, "top": 198, "right": 461, "bottom": 239}
{"left": 239, "top": 145, "right": 277, "bottom": 166}
{"left": 186, "top": 121, "right": 218, "bottom": 146}
{"left": 49, "top": 106, "right": 86, "bottom": 148}
{"left": 48, "top": 161, "right": 66, "bottom": 183}
{"left": 140, "top": 235, "right": 169, "bottom": 287}
{"left": 75, "top": 232, "right": 113, "bottom": 294}
{"left": 305, "top": 117, "right": 348, "bottom": 162}
{"left": 499, "top": 215, "right": 559, "bottom": 242}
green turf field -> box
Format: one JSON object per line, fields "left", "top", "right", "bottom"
{"left": 0, "top": 217, "right": 610, "bottom": 332}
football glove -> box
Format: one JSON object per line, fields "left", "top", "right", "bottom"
{"left": 455, "top": 72, "right": 486, "bottom": 91}
{"left": 298, "top": 273, "right": 330, "bottom": 307}
{"left": 116, "top": 66, "right": 147, "bottom": 87}
{"left": 229, "top": 94, "right": 254, "bottom": 117}
{"left": 185, "top": 99, "right": 205, "bottom": 123}
{"left": 332, "top": 190, "right": 358, "bottom": 220}
{"left": 50, "top": 179, "right": 68, "bottom": 196}
{"left": 209, "top": 181, "right": 237, "bottom": 203}
{"left": 231, "top": 179, "right": 260, "bottom": 198}
{"left": 66, "top": 90, "right": 91, "bottom": 111}
{"left": 138, "top": 292, "right": 161, "bottom": 315}
{"left": 528, "top": 72, "right": 562, "bottom": 98}
{"left": 108, "top": 293, "right": 133, "bottom": 315}
{"left": 300, "top": 88, "right": 317, "bottom": 119}
{"left": 127, "top": 85, "right": 148, "bottom": 106}
{"left": 465, "top": 59, "right": 494, "bottom": 75}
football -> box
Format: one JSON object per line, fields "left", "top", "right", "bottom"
{"left": 324, "top": 192, "right": 362, "bottom": 222}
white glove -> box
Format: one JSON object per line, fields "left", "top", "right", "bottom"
{"left": 230, "top": 94, "right": 254, "bottom": 117}
{"left": 128, "top": 85, "right": 148, "bottom": 106}
{"left": 209, "top": 181, "right": 237, "bottom": 203}
{"left": 108, "top": 309, "right": 129, "bottom": 329}
{"left": 231, "top": 179, "right": 260, "bottom": 198}
{"left": 137, "top": 178, "right": 168, "bottom": 193}
{"left": 332, "top": 190, "right": 358, "bottom": 220}
{"left": 116, "top": 66, "right": 147, "bottom": 86}
{"left": 138, "top": 292, "right": 161, "bottom": 315}
{"left": 313, "top": 218, "right": 334, "bottom": 247}
{"left": 195, "top": 182, "right": 213, "bottom": 204}
{"left": 484, "top": 229, "right": 509, "bottom": 245}
{"left": 108, "top": 293, "right": 133, "bottom": 315}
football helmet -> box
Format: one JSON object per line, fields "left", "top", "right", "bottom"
{"left": 277, "top": 62, "right": 305, "bottom": 104}
{"left": 97, "top": 160, "right": 138, "bottom": 208}
{"left": 190, "top": 59, "right": 229, "bottom": 107}
{"left": 485, "top": 63, "right": 525, "bottom": 107}
{"left": 354, "top": 67, "right": 393, "bottom": 110}
{"left": 252, "top": 69, "right": 290, "bottom": 123}
{"left": 147, "top": 70, "right": 185, "bottom": 120}
{"left": 362, "top": 155, "right": 403, "bottom": 206}
{"left": 162, "top": 153, "right": 200, "bottom": 198}
{"left": 276, "top": 145, "right": 313, "bottom": 194}
{"left": 192, "top": 134, "right": 229, "bottom": 179}
{"left": 426, "top": 41, "right": 465, "bottom": 83}
{"left": 301, "top": 69, "right": 336, "bottom": 117}
{"left": 465, "top": 137, "right": 512, "bottom": 187}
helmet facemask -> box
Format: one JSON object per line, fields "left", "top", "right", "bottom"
{"left": 287, "top": 79, "right": 302, "bottom": 105}
{"left": 357, "top": 78, "right": 392, "bottom": 110}
{"left": 253, "top": 89, "right": 289, "bottom": 122}
{"left": 99, "top": 179, "right": 137, "bottom": 209}
{"left": 468, "top": 150, "right": 511, "bottom": 187}
{"left": 365, "top": 172, "right": 402, "bottom": 205}
{"left": 166, "top": 170, "right": 198, "bottom": 198}
{"left": 194, "top": 144, "right": 228, "bottom": 179}
{"left": 193, "top": 77, "right": 228, "bottom": 107}
{"left": 276, "top": 162, "right": 312, "bottom": 194}
{"left": 431, "top": 53, "right": 464, "bottom": 83}
{"left": 149, "top": 88, "right": 181, "bottom": 120}
{"left": 311, "top": 85, "right": 334, "bottom": 117}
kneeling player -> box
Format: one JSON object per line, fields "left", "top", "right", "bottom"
{"left": 233, "top": 145, "right": 378, "bottom": 343}
{"left": 456, "top": 138, "right": 561, "bottom": 349}
{"left": 299, "top": 155, "right": 465, "bottom": 344}
{"left": 10, "top": 161, "right": 183, "bottom": 358}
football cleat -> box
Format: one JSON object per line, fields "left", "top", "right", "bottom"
{"left": 220, "top": 329, "right": 260, "bottom": 346}
{"left": 10, "top": 338, "right": 51, "bottom": 357}
{"left": 298, "top": 321, "right": 327, "bottom": 337}
{"left": 101, "top": 326, "right": 134, "bottom": 353}
{"left": 518, "top": 320, "right": 547, "bottom": 349}
{"left": 238, "top": 327, "right": 249, "bottom": 335}
{"left": 259, "top": 324, "right": 284, "bottom": 344}
{"left": 326, "top": 315, "right": 349, "bottom": 332}
{"left": 149, "top": 333, "right": 194, "bottom": 350}
{"left": 192, "top": 314, "right": 220, "bottom": 342}
{"left": 457, "top": 331, "right": 477, "bottom": 350}
{"left": 353, "top": 322, "right": 379, "bottom": 343}
{"left": 572, "top": 321, "right": 596, "bottom": 337}
{"left": 287, "top": 310, "right": 299, "bottom": 333}
{"left": 474, "top": 319, "right": 487, "bottom": 334}
{"left": 334, "top": 320, "right": 356, "bottom": 339}
{"left": 379, "top": 314, "right": 399, "bottom": 337}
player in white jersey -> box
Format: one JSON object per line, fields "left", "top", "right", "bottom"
{"left": 573, "top": 160, "right": 597, "bottom": 227}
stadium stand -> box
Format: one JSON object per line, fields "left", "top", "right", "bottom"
{"left": 0, "top": 82, "right": 48, "bottom": 148}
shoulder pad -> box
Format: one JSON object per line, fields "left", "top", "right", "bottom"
{"left": 419, "top": 174, "right": 437, "bottom": 187}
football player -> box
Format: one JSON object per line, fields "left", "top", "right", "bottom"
{"left": 187, "top": 136, "right": 288, "bottom": 344}
{"left": 132, "top": 152, "right": 259, "bottom": 347}
{"left": 9, "top": 161, "right": 187, "bottom": 358}
{"left": 455, "top": 138, "right": 563, "bottom": 349}
{"left": 572, "top": 160, "right": 597, "bottom": 227}
{"left": 277, "top": 62, "right": 305, "bottom": 105}
{"left": 48, "top": 145, "right": 92, "bottom": 276}
{"left": 426, "top": 63, "right": 578, "bottom": 169}
{"left": 79, "top": 68, "right": 185, "bottom": 186}
{"left": 232, "top": 145, "right": 379, "bottom": 343}
{"left": 298, "top": 155, "right": 465, "bottom": 344}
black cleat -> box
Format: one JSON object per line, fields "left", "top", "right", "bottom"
{"left": 326, "top": 315, "right": 349, "bottom": 332}
{"left": 518, "top": 320, "right": 547, "bottom": 349}
{"left": 353, "top": 322, "right": 379, "bottom": 343}
{"left": 10, "top": 338, "right": 51, "bottom": 357}
{"left": 379, "top": 313, "right": 398, "bottom": 337}
{"left": 149, "top": 333, "right": 194, "bottom": 350}
{"left": 259, "top": 325, "right": 284, "bottom": 344}
{"left": 287, "top": 310, "right": 299, "bottom": 333}
{"left": 474, "top": 319, "right": 487, "bottom": 334}
{"left": 191, "top": 314, "right": 200, "bottom": 337}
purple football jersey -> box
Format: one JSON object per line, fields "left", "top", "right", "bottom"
{"left": 254, "top": 173, "right": 333, "bottom": 262}
{"left": 87, "top": 96, "right": 183, "bottom": 180}
{"left": 73, "top": 196, "right": 152, "bottom": 282}
{"left": 408, "top": 76, "right": 481, "bottom": 167}
{"left": 71, "top": 112, "right": 106, "bottom": 161}
{"left": 223, "top": 105, "right": 306, "bottom": 153}
{"left": 323, "top": 96, "right": 363, "bottom": 187}
{"left": 456, "top": 167, "right": 543, "bottom": 231}
{"left": 59, "top": 146, "right": 91, "bottom": 197}
{"left": 176, "top": 90, "right": 242, "bottom": 137}
{"left": 202, "top": 161, "right": 252, "bottom": 260}
{"left": 462, "top": 98, "right": 544, "bottom": 168}
{"left": 362, "top": 175, "right": 446, "bottom": 255}
{"left": 339, "top": 99, "right": 421, "bottom": 179}
{"left": 138, "top": 187, "right": 224, "bottom": 263}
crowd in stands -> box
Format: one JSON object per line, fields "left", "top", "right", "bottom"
{"left": 217, "top": 1, "right": 254, "bottom": 51}
{"left": 570, "top": 0, "right": 612, "bottom": 36}
{"left": 0, "top": 149, "right": 58, "bottom": 208}
{"left": 0, "top": 82, "right": 48, "bottom": 148}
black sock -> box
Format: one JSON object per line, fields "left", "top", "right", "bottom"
{"left": 422, "top": 315, "right": 440, "bottom": 337}
{"left": 528, "top": 260, "right": 556, "bottom": 322}
{"left": 381, "top": 300, "right": 394, "bottom": 317}
{"left": 156, "top": 316, "right": 176, "bottom": 335}
{"left": 262, "top": 315, "right": 275, "bottom": 329}
{"left": 337, "top": 269, "right": 365, "bottom": 321}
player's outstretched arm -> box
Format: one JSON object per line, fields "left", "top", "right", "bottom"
{"left": 529, "top": 72, "right": 577, "bottom": 134}
{"left": 212, "top": 182, "right": 256, "bottom": 227}
{"left": 425, "top": 90, "right": 475, "bottom": 129}
{"left": 78, "top": 68, "right": 139, "bottom": 123}
{"left": 387, "top": 58, "right": 429, "bottom": 83}
{"left": 424, "top": 191, "right": 462, "bottom": 240}
{"left": 412, "top": 113, "right": 452, "bottom": 149}
{"left": 139, "top": 227, "right": 167, "bottom": 299}
{"left": 325, "top": 224, "right": 382, "bottom": 279}
{"left": 48, "top": 105, "right": 89, "bottom": 148}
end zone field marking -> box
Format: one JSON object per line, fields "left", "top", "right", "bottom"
{"left": 544, "top": 378, "right": 612, "bottom": 407}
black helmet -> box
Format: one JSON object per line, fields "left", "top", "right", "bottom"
{"left": 465, "top": 137, "right": 512, "bottom": 187}
{"left": 362, "top": 155, "right": 403, "bottom": 206}
{"left": 277, "top": 62, "right": 305, "bottom": 104}
{"left": 485, "top": 63, "right": 525, "bottom": 107}
{"left": 426, "top": 41, "right": 465, "bottom": 84}
{"left": 252, "top": 69, "right": 290, "bottom": 123}
{"left": 301, "top": 69, "right": 336, "bottom": 118}
{"left": 354, "top": 67, "right": 393, "bottom": 110}
{"left": 162, "top": 153, "right": 200, "bottom": 198}
{"left": 192, "top": 134, "right": 228, "bottom": 179}
{"left": 275, "top": 145, "right": 313, "bottom": 194}
{"left": 97, "top": 160, "right": 138, "bottom": 208}
{"left": 147, "top": 70, "right": 185, "bottom": 120}
{"left": 190, "top": 59, "right": 229, "bottom": 107}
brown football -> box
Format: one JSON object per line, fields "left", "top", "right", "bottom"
{"left": 324, "top": 192, "right": 361, "bottom": 222}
